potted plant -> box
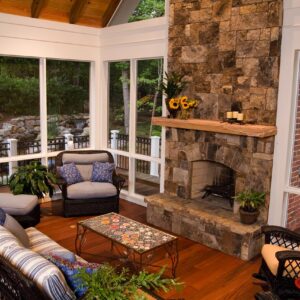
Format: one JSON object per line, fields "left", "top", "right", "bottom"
{"left": 76, "top": 264, "right": 182, "bottom": 300}
{"left": 9, "top": 161, "right": 56, "bottom": 198}
{"left": 160, "top": 72, "right": 186, "bottom": 118}
{"left": 234, "top": 191, "right": 265, "bottom": 225}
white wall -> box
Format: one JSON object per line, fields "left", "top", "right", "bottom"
{"left": 269, "top": 0, "right": 300, "bottom": 225}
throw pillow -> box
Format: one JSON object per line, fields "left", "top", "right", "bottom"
{"left": 0, "top": 208, "right": 29, "bottom": 248}
{"left": 46, "top": 254, "right": 99, "bottom": 298}
{"left": 59, "top": 162, "right": 83, "bottom": 185}
{"left": 91, "top": 161, "right": 115, "bottom": 183}
{"left": 46, "top": 251, "right": 77, "bottom": 263}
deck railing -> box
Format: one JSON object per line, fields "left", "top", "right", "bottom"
{"left": 0, "top": 133, "right": 160, "bottom": 186}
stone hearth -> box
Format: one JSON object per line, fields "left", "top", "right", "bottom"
{"left": 145, "top": 193, "right": 262, "bottom": 260}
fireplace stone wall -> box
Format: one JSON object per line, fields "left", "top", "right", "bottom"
{"left": 168, "top": 0, "right": 282, "bottom": 125}
{"left": 165, "top": 128, "right": 273, "bottom": 219}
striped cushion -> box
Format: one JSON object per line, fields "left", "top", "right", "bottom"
{"left": 1, "top": 244, "right": 76, "bottom": 300}
{"left": 26, "top": 227, "right": 87, "bottom": 263}
{"left": 0, "top": 225, "right": 22, "bottom": 248}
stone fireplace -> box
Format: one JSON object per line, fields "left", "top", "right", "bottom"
{"left": 146, "top": 0, "right": 282, "bottom": 260}
{"left": 146, "top": 123, "right": 275, "bottom": 260}
{"left": 165, "top": 127, "right": 274, "bottom": 214}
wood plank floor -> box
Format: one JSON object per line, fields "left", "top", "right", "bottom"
{"left": 36, "top": 199, "right": 263, "bottom": 300}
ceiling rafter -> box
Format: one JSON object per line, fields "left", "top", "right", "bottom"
{"left": 31, "top": 0, "right": 46, "bottom": 18}
{"left": 101, "top": 0, "right": 122, "bottom": 27}
{"left": 70, "top": 0, "right": 89, "bottom": 24}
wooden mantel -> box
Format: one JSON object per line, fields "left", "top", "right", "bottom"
{"left": 152, "top": 117, "right": 277, "bottom": 138}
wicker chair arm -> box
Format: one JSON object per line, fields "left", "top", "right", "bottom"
{"left": 262, "top": 225, "right": 300, "bottom": 246}
{"left": 275, "top": 250, "right": 300, "bottom": 278}
{"left": 55, "top": 175, "right": 68, "bottom": 198}
{"left": 113, "top": 174, "right": 126, "bottom": 194}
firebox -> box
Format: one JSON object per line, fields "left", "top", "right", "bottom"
{"left": 191, "top": 161, "right": 235, "bottom": 207}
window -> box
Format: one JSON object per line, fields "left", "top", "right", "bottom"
{"left": 47, "top": 60, "right": 90, "bottom": 152}
{"left": 0, "top": 56, "right": 91, "bottom": 186}
{"left": 107, "top": 58, "right": 163, "bottom": 199}
{"left": 0, "top": 56, "right": 40, "bottom": 158}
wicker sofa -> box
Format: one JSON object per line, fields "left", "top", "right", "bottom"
{"left": 55, "top": 150, "right": 125, "bottom": 217}
{"left": 0, "top": 224, "right": 79, "bottom": 299}
{"left": 0, "top": 223, "right": 161, "bottom": 300}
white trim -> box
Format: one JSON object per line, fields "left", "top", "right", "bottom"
{"left": 269, "top": 4, "right": 300, "bottom": 226}
{"left": 39, "top": 58, "right": 47, "bottom": 157}
{"left": 121, "top": 191, "right": 147, "bottom": 207}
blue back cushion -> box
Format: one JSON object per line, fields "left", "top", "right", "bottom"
{"left": 91, "top": 162, "right": 114, "bottom": 183}
{"left": 46, "top": 254, "right": 99, "bottom": 298}
{"left": 59, "top": 162, "right": 83, "bottom": 185}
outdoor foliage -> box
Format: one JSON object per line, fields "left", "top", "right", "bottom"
{"left": 9, "top": 161, "right": 56, "bottom": 198}
{"left": 129, "top": 0, "right": 165, "bottom": 22}
{"left": 76, "top": 263, "right": 181, "bottom": 300}
{"left": 0, "top": 57, "right": 89, "bottom": 118}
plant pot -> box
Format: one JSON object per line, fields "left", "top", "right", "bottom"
{"left": 239, "top": 207, "right": 259, "bottom": 225}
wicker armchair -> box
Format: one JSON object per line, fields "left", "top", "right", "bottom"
{"left": 253, "top": 225, "right": 300, "bottom": 299}
{"left": 56, "top": 150, "right": 125, "bottom": 217}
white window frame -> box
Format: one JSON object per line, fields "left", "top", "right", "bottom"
{"left": 99, "top": 16, "right": 168, "bottom": 206}
{"left": 269, "top": 1, "right": 300, "bottom": 226}
{"left": 105, "top": 57, "right": 164, "bottom": 205}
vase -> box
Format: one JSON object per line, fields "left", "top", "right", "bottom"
{"left": 177, "top": 110, "right": 190, "bottom": 120}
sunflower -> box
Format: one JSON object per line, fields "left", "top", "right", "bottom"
{"left": 170, "top": 102, "right": 179, "bottom": 109}
{"left": 180, "top": 96, "right": 188, "bottom": 104}
{"left": 181, "top": 102, "right": 189, "bottom": 110}
{"left": 189, "top": 100, "right": 197, "bottom": 108}
{"left": 169, "top": 98, "right": 179, "bottom": 110}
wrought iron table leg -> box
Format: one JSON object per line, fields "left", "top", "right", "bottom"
{"left": 165, "top": 239, "right": 179, "bottom": 278}
{"left": 75, "top": 224, "right": 87, "bottom": 256}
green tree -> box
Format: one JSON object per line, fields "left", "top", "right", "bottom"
{"left": 129, "top": 0, "right": 165, "bottom": 22}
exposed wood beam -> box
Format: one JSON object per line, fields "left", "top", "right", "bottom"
{"left": 70, "top": 0, "right": 88, "bottom": 24}
{"left": 31, "top": 0, "right": 46, "bottom": 18}
{"left": 101, "top": 0, "right": 122, "bottom": 27}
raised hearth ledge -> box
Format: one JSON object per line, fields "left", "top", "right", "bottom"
{"left": 145, "top": 193, "right": 263, "bottom": 260}
{"left": 152, "top": 117, "right": 277, "bottom": 138}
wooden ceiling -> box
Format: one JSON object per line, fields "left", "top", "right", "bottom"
{"left": 0, "top": 0, "right": 122, "bottom": 28}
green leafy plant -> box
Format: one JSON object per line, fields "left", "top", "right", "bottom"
{"left": 9, "top": 161, "right": 56, "bottom": 198}
{"left": 234, "top": 191, "right": 265, "bottom": 212}
{"left": 160, "top": 72, "right": 186, "bottom": 99}
{"left": 76, "top": 263, "right": 182, "bottom": 300}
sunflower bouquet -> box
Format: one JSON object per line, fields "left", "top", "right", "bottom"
{"left": 168, "top": 96, "right": 198, "bottom": 119}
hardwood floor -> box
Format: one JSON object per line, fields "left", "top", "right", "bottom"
{"left": 36, "top": 199, "right": 263, "bottom": 300}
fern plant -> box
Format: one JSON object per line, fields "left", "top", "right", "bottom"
{"left": 76, "top": 263, "right": 182, "bottom": 300}
{"left": 9, "top": 161, "right": 56, "bottom": 198}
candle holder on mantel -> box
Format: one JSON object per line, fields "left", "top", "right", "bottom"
{"left": 225, "top": 111, "right": 244, "bottom": 124}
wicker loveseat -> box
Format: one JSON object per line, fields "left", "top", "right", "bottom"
{"left": 0, "top": 224, "right": 80, "bottom": 300}
{"left": 55, "top": 150, "right": 125, "bottom": 217}
{"left": 0, "top": 223, "right": 161, "bottom": 300}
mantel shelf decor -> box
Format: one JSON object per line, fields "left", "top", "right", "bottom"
{"left": 151, "top": 117, "right": 277, "bottom": 138}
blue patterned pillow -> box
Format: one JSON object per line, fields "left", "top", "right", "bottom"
{"left": 46, "top": 255, "right": 99, "bottom": 298}
{"left": 59, "top": 162, "right": 83, "bottom": 185}
{"left": 0, "top": 208, "right": 6, "bottom": 225}
{"left": 91, "top": 162, "right": 115, "bottom": 183}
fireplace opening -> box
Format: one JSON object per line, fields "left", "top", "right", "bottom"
{"left": 191, "top": 161, "right": 235, "bottom": 209}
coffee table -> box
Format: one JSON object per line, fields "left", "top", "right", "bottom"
{"left": 75, "top": 212, "right": 179, "bottom": 277}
